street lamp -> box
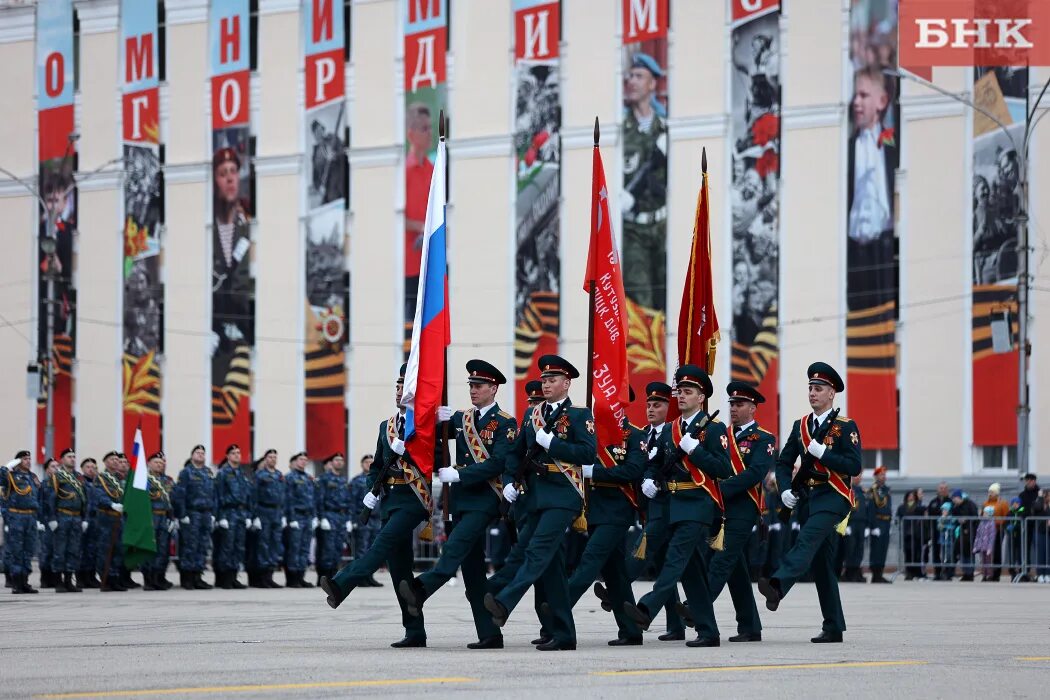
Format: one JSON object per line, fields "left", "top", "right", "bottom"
{"left": 885, "top": 68, "right": 1050, "bottom": 475}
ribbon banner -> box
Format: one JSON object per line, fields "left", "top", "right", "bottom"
{"left": 304, "top": 0, "right": 349, "bottom": 459}
{"left": 121, "top": 0, "right": 163, "bottom": 456}
{"left": 35, "top": 0, "right": 77, "bottom": 460}
{"left": 621, "top": 0, "right": 669, "bottom": 425}
{"left": 729, "top": 0, "right": 780, "bottom": 433}
{"left": 512, "top": 0, "right": 561, "bottom": 418}
{"left": 845, "top": 0, "right": 901, "bottom": 452}
{"left": 971, "top": 66, "right": 1025, "bottom": 448}
{"left": 403, "top": 0, "right": 448, "bottom": 356}
{"left": 209, "top": 0, "right": 254, "bottom": 457}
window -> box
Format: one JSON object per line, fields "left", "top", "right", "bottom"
{"left": 980, "top": 445, "right": 1017, "bottom": 471}
{"left": 861, "top": 449, "right": 900, "bottom": 472}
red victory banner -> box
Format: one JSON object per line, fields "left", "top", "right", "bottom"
{"left": 678, "top": 149, "right": 720, "bottom": 375}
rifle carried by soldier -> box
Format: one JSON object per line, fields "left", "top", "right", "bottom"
{"left": 358, "top": 454, "right": 399, "bottom": 525}
{"left": 500, "top": 401, "right": 570, "bottom": 519}
{"left": 659, "top": 410, "right": 719, "bottom": 491}
{"left": 777, "top": 408, "right": 840, "bottom": 523}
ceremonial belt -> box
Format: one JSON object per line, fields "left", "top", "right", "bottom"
{"left": 58, "top": 507, "right": 82, "bottom": 516}
{"left": 152, "top": 508, "right": 168, "bottom": 515}
{"left": 462, "top": 407, "right": 504, "bottom": 500}
{"left": 592, "top": 482, "right": 626, "bottom": 489}
{"left": 595, "top": 430, "right": 641, "bottom": 512}
{"left": 670, "top": 419, "right": 724, "bottom": 511}
{"left": 385, "top": 477, "right": 410, "bottom": 485}
{"left": 727, "top": 430, "right": 765, "bottom": 512}
{"left": 799, "top": 414, "right": 855, "bottom": 507}
{"left": 387, "top": 414, "right": 434, "bottom": 515}
{"left": 876, "top": 514, "right": 891, "bottom": 521}
{"left": 666, "top": 480, "right": 705, "bottom": 492}
{"left": 531, "top": 407, "right": 584, "bottom": 499}
{"left": 8, "top": 507, "right": 36, "bottom": 515}
{"left": 99, "top": 508, "right": 121, "bottom": 517}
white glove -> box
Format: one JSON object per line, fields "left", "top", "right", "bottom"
{"left": 678, "top": 434, "right": 700, "bottom": 454}
{"left": 252, "top": 517, "right": 262, "bottom": 530}
{"left": 167, "top": 520, "right": 178, "bottom": 534}
{"left": 437, "top": 405, "right": 453, "bottom": 422}
{"left": 535, "top": 430, "right": 553, "bottom": 450}
{"left": 582, "top": 464, "right": 594, "bottom": 479}
{"left": 81, "top": 520, "right": 89, "bottom": 532}
{"left": 37, "top": 522, "right": 45, "bottom": 531}
{"left": 391, "top": 438, "right": 406, "bottom": 455}
{"left": 864, "top": 528, "right": 871, "bottom": 537}
{"left": 807, "top": 441, "right": 826, "bottom": 459}
{"left": 218, "top": 518, "right": 230, "bottom": 529}
{"left": 780, "top": 490, "right": 798, "bottom": 509}
{"left": 289, "top": 520, "right": 301, "bottom": 530}
{"left": 281, "top": 517, "right": 288, "bottom": 529}
{"left": 311, "top": 517, "right": 320, "bottom": 530}
{"left": 48, "top": 520, "right": 59, "bottom": 532}
{"left": 112, "top": 503, "right": 125, "bottom": 514}
{"left": 180, "top": 516, "right": 191, "bottom": 525}
{"left": 363, "top": 492, "right": 380, "bottom": 510}
{"left": 872, "top": 528, "right": 881, "bottom": 537}
{"left": 320, "top": 518, "right": 332, "bottom": 531}
{"left": 770, "top": 522, "right": 782, "bottom": 532}
{"left": 502, "top": 483, "right": 519, "bottom": 503}
{"left": 243, "top": 518, "right": 250, "bottom": 529}
{"left": 438, "top": 467, "right": 460, "bottom": 483}
{"left": 345, "top": 520, "right": 353, "bottom": 533}
{"left": 647, "top": 446, "right": 658, "bottom": 460}
{"left": 845, "top": 526, "right": 852, "bottom": 536}
{"left": 641, "top": 478, "right": 658, "bottom": 499}
{"left": 791, "top": 521, "right": 801, "bottom": 531}
{"left": 210, "top": 518, "right": 217, "bottom": 532}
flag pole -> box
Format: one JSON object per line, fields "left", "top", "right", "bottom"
{"left": 586, "top": 116, "right": 599, "bottom": 405}
{"left": 700, "top": 147, "right": 710, "bottom": 414}
{"left": 439, "top": 110, "right": 452, "bottom": 527}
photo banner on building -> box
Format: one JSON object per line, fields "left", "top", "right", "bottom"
{"left": 35, "top": 0, "right": 77, "bottom": 460}
{"left": 121, "top": 0, "right": 163, "bottom": 456}
{"left": 512, "top": 0, "right": 561, "bottom": 419}
{"left": 971, "top": 67, "right": 1026, "bottom": 447}
{"left": 404, "top": 0, "right": 448, "bottom": 355}
{"left": 621, "top": 0, "right": 669, "bottom": 425}
{"left": 304, "top": 0, "right": 349, "bottom": 459}
{"left": 729, "top": 0, "right": 781, "bottom": 435}
{"left": 209, "top": 0, "right": 254, "bottom": 458}
{"left": 845, "top": 0, "right": 900, "bottom": 451}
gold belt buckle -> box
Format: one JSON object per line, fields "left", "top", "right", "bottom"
{"left": 667, "top": 481, "right": 678, "bottom": 493}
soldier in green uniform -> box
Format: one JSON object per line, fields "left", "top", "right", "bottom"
{"left": 625, "top": 366, "right": 733, "bottom": 647}
{"left": 320, "top": 363, "right": 433, "bottom": 649}
{"left": 622, "top": 52, "right": 668, "bottom": 310}
{"left": 757, "top": 362, "right": 863, "bottom": 643}
{"left": 400, "top": 360, "right": 517, "bottom": 650}
{"left": 841, "top": 474, "right": 868, "bottom": 582}
{"left": 483, "top": 355, "right": 597, "bottom": 651}
{"left": 867, "top": 466, "right": 892, "bottom": 583}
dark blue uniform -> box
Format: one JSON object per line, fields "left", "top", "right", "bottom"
{"left": 315, "top": 471, "right": 353, "bottom": 579}
{"left": 867, "top": 480, "right": 892, "bottom": 580}
{"left": 78, "top": 473, "right": 99, "bottom": 587}
{"left": 348, "top": 471, "right": 380, "bottom": 556}
{"left": 252, "top": 466, "right": 285, "bottom": 581}
{"left": 93, "top": 470, "right": 126, "bottom": 585}
{"left": 283, "top": 468, "right": 316, "bottom": 583}
{"left": 2, "top": 466, "right": 42, "bottom": 590}
{"left": 842, "top": 481, "right": 868, "bottom": 581}
{"left": 42, "top": 468, "right": 87, "bottom": 579}
{"left": 145, "top": 473, "right": 174, "bottom": 588}
{"left": 173, "top": 463, "right": 216, "bottom": 581}
{"left": 215, "top": 463, "right": 254, "bottom": 583}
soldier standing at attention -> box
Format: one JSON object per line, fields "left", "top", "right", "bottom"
{"left": 625, "top": 366, "right": 732, "bottom": 648}
{"left": 143, "top": 451, "right": 175, "bottom": 590}
{"left": 841, "top": 474, "right": 868, "bottom": 582}
{"left": 400, "top": 360, "right": 517, "bottom": 650}
{"left": 346, "top": 454, "right": 383, "bottom": 587}
{"left": 3, "top": 450, "right": 42, "bottom": 594}
{"left": 867, "top": 466, "right": 892, "bottom": 583}
{"left": 315, "top": 452, "right": 353, "bottom": 586}
{"left": 77, "top": 458, "right": 100, "bottom": 589}
{"left": 284, "top": 451, "right": 317, "bottom": 588}
{"left": 249, "top": 449, "right": 284, "bottom": 588}
{"left": 320, "top": 363, "right": 434, "bottom": 649}
{"left": 173, "top": 445, "right": 216, "bottom": 590}
{"left": 483, "top": 354, "right": 597, "bottom": 651}
{"left": 758, "top": 362, "right": 862, "bottom": 643}
{"left": 116, "top": 453, "right": 142, "bottom": 590}
{"left": 43, "top": 448, "right": 87, "bottom": 593}
{"left": 94, "top": 453, "right": 128, "bottom": 592}
{"left": 38, "top": 458, "right": 59, "bottom": 588}
{"left": 215, "top": 444, "right": 253, "bottom": 589}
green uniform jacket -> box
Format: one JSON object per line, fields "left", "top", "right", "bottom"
{"left": 587, "top": 422, "right": 647, "bottom": 526}
{"left": 504, "top": 399, "right": 597, "bottom": 514}
{"left": 661, "top": 412, "right": 733, "bottom": 526}
{"left": 850, "top": 484, "right": 868, "bottom": 526}
{"left": 866, "top": 483, "right": 892, "bottom": 526}
{"left": 448, "top": 403, "right": 517, "bottom": 517}
{"left": 721, "top": 423, "right": 775, "bottom": 523}
{"left": 371, "top": 416, "right": 429, "bottom": 520}
{"left": 642, "top": 423, "right": 671, "bottom": 521}
{"left": 775, "top": 415, "right": 863, "bottom": 518}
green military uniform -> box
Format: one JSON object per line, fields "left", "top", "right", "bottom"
{"left": 485, "top": 355, "right": 597, "bottom": 651}
{"left": 866, "top": 472, "right": 892, "bottom": 582}
{"left": 627, "top": 366, "right": 733, "bottom": 646}
{"left": 842, "top": 480, "right": 868, "bottom": 582}
{"left": 401, "top": 360, "right": 517, "bottom": 649}
{"left": 759, "top": 362, "right": 863, "bottom": 642}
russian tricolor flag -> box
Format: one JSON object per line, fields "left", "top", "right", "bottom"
{"left": 401, "top": 138, "right": 450, "bottom": 479}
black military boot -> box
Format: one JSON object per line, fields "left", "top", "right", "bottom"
{"left": 180, "top": 570, "right": 193, "bottom": 590}
{"left": 67, "top": 572, "right": 82, "bottom": 592}
{"left": 54, "top": 571, "right": 70, "bottom": 593}
{"left": 266, "top": 568, "right": 283, "bottom": 588}
{"left": 299, "top": 570, "right": 314, "bottom": 588}
{"left": 230, "top": 572, "right": 247, "bottom": 589}
{"left": 285, "top": 569, "right": 302, "bottom": 588}
{"left": 193, "top": 572, "right": 213, "bottom": 590}
{"left": 122, "top": 569, "right": 142, "bottom": 589}
{"left": 21, "top": 573, "right": 40, "bottom": 594}
{"left": 143, "top": 571, "right": 160, "bottom": 591}
{"left": 158, "top": 569, "right": 174, "bottom": 590}
{"left": 40, "top": 568, "right": 55, "bottom": 588}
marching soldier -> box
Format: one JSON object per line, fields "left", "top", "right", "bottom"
{"left": 400, "top": 360, "right": 517, "bottom": 650}
{"left": 315, "top": 452, "right": 353, "bottom": 586}
{"left": 867, "top": 466, "right": 892, "bottom": 583}
{"left": 320, "top": 363, "right": 434, "bottom": 649}
{"left": 757, "top": 362, "right": 863, "bottom": 643}
{"left": 620, "top": 381, "right": 686, "bottom": 641}
{"left": 42, "top": 448, "right": 87, "bottom": 592}
{"left": 347, "top": 454, "right": 383, "bottom": 586}
{"left": 625, "top": 365, "right": 732, "bottom": 647}
{"left": 841, "top": 474, "right": 868, "bottom": 582}
{"left": 173, "top": 445, "right": 216, "bottom": 590}
{"left": 284, "top": 451, "right": 316, "bottom": 587}
{"left": 483, "top": 354, "right": 597, "bottom": 651}
{"left": 77, "top": 457, "right": 101, "bottom": 589}
{"left": 143, "top": 451, "right": 175, "bottom": 590}
{"left": 94, "top": 452, "right": 128, "bottom": 592}
{"left": 2, "top": 450, "right": 42, "bottom": 594}
{"left": 250, "top": 449, "right": 285, "bottom": 588}
{"left": 215, "top": 444, "right": 253, "bottom": 589}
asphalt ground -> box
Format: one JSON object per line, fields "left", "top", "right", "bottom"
{"left": 1, "top": 573, "right": 1048, "bottom": 699}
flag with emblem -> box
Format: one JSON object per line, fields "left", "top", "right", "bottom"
{"left": 401, "top": 131, "right": 450, "bottom": 479}
{"left": 122, "top": 427, "right": 157, "bottom": 568}
{"left": 678, "top": 148, "right": 720, "bottom": 372}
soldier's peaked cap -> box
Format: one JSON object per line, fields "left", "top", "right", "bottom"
{"left": 645, "top": 382, "right": 672, "bottom": 402}
{"left": 524, "top": 380, "right": 543, "bottom": 400}
{"left": 538, "top": 354, "right": 580, "bottom": 379}
{"left": 466, "top": 359, "right": 506, "bottom": 385}
{"left": 726, "top": 381, "right": 766, "bottom": 404}
{"left": 674, "top": 364, "right": 713, "bottom": 396}
{"left": 807, "top": 362, "right": 844, "bottom": 392}
{"left": 397, "top": 363, "right": 407, "bottom": 384}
